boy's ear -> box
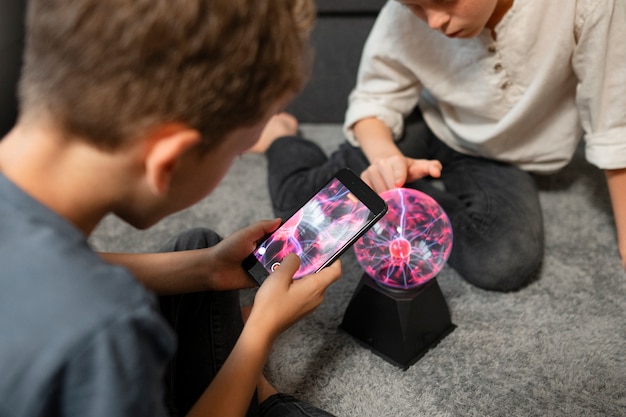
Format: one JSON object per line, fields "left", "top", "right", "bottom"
{"left": 143, "top": 124, "right": 202, "bottom": 195}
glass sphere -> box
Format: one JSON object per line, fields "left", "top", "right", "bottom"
{"left": 354, "top": 188, "right": 453, "bottom": 290}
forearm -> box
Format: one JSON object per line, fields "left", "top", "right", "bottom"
{"left": 353, "top": 117, "right": 402, "bottom": 163}
{"left": 185, "top": 255, "right": 341, "bottom": 416}
{"left": 186, "top": 317, "right": 274, "bottom": 417}
{"left": 605, "top": 168, "right": 626, "bottom": 268}
{"left": 100, "top": 251, "right": 210, "bottom": 294}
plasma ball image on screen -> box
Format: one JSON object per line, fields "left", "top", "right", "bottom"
{"left": 354, "top": 188, "right": 453, "bottom": 290}
{"left": 254, "top": 178, "right": 373, "bottom": 279}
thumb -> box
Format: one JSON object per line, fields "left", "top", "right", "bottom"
{"left": 407, "top": 159, "right": 442, "bottom": 182}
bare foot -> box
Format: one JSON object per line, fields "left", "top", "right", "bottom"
{"left": 247, "top": 112, "right": 298, "bottom": 153}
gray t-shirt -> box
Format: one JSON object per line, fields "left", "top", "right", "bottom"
{"left": 0, "top": 173, "right": 176, "bottom": 417}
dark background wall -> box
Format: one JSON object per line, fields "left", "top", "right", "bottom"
{"left": 0, "top": 0, "right": 386, "bottom": 135}
{"left": 286, "top": 0, "right": 386, "bottom": 123}
{"left": 0, "top": 0, "right": 26, "bottom": 137}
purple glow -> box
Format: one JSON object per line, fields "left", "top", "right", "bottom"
{"left": 354, "top": 188, "right": 453, "bottom": 290}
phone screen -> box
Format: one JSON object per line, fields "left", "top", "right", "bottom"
{"left": 250, "top": 174, "right": 383, "bottom": 280}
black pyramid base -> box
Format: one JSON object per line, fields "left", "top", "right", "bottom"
{"left": 340, "top": 273, "right": 455, "bottom": 370}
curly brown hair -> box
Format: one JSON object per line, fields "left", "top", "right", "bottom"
{"left": 19, "top": 0, "right": 315, "bottom": 150}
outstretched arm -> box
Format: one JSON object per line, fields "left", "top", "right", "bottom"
{"left": 187, "top": 255, "right": 342, "bottom": 417}
{"left": 605, "top": 168, "right": 626, "bottom": 270}
{"left": 354, "top": 117, "right": 441, "bottom": 193}
{"left": 105, "top": 221, "right": 342, "bottom": 417}
{"left": 100, "top": 219, "right": 282, "bottom": 294}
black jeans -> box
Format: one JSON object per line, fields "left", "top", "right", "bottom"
{"left": 158, "top": 228, "right": 335, "bottom": 417}
{"left": 265, "top": 113, "right": 544, "bottom": 291}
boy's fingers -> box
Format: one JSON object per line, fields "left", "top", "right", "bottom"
{"left": 257, "top": 218, "right": 282, "bottom": 235}
{"left": 363, "top": 168, "right": 392, "bottom": 194}
{"left": 407, "top": 159, "right": 442, "bottom": 182}
{"left": 392, "top": 165, "right": 407, "bottom": 188}
{"left": 318, "top": 260, "right": 342, "bottom": 287}
{"left": 374, "top": 158, "right": 404, "bottom": 190}
{"left": 429, "top": 161, "right": 443, "bottom": 178}
{"left": 271, "top": 253, "right": 300, "bottom": 282}
{"left": 361, "top": 169, "right": 380, "bottom": 193}
{"left": 244, "top": 218, "right": 282, "bottom": 243}
{"left": 302, "top": 260, "right": 342, "bottom": 293}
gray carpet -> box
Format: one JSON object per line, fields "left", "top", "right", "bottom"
{"left": 90, "top": 124, "right": 626, "bottom": 417}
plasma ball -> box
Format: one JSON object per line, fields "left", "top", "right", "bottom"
{"left": 354, "top": 188, "right": 453, "bottom": 290}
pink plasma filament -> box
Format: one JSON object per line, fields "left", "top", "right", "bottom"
{"left": 354, "top": 188, "right": 453, "bottom": 290}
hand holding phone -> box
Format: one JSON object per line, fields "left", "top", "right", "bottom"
{"left": 243, "top": 168, "right": 387, "bottom": 285}
{"left": 247, "top": 253, "right": 342, "bottom": 339}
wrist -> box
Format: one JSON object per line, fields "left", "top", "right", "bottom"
{"left": 241, "top": 313, "right": 277, "bottom": 353}
{"left": 177, "top": 247, "right": 215, "bottom": 292}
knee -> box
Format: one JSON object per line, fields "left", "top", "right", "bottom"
{"left": 449, "top": 235, "right": 544, "bottom": 292}
{"left": 162, "top": 228, "right": 222, "bottom": 252}
{"left": 269, "top": 169, "right": 330, "bottom": 219}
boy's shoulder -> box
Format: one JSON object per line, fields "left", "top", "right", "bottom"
{"left": 0, "top": 173, "right": 169, "bottom": 336}
{"left": 0, "top": 173, "right": 175, "bottom": 414}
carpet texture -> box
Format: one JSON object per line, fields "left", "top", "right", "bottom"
{"left": 90, "top": 124, "right": 625, "bottom": 417}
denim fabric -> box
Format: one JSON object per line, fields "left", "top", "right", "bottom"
{"left": 259, "top": 394, "right": 335, "bottom": 417}
{"left": 265, "top": 113, "right": 544, "bottom": 291}
{"left": 158, "top": 228, "right": 335, "bottom": 417}
{"left": 158, "top": 228, "right": 258, "bottom": 417}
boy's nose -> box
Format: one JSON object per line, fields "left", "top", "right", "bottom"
{"left": 425, "top": 10, "right": 450, "bottom": 31}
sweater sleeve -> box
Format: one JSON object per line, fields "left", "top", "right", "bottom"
{"left": 343, "top": 1, "right": 423, "bottom": 145}
{"left": 574, "top": 0, "right": 626, "bottom": 170}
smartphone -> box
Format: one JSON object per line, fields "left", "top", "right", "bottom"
{"left": 243, "top": 168, "right": 388, "bottom": 286}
